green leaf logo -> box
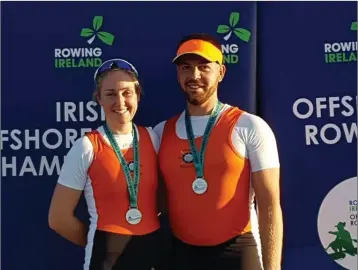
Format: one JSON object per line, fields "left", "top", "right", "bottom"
{"left": 217, "top": 25, "right": 230, "bottom": 34}
{"left": 93, "top": 16, "right": 103, "bottom": 31}
{"left": 351, "top": 21, "right": 357, "bottom": 31}
{"left": 234, "top": 28, "right": 251, "bottom": 42}
{"left": 217, "top": 12, "right": 251, "bottom": 42}
{"left": 80, "top": 16, "right": 115, "bottom": 46}
{"left": 229, "top": 12, "right": 240, "bottom": 28}
{"left": 98, "top": 31, "right": 115, "bottom": 46}
{"left": 80, "top": 28, "right": 94, "bottom": 37}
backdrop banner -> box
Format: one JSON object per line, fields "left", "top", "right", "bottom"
{"left": 258, "top": 2, "right": 357, "bottom": 270}
{"left": 1, "top": 2, "right": 257, "bottom": 270}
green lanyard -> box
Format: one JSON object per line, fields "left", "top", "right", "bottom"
{"left": 184, "top": 101, "right": 223, "bottom": 178}
{"left": 103, "top": 123, "right": 140, "bottom": 209}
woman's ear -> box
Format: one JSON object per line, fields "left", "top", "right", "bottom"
{"left": 93, "top": 91, "right": 102, "bottom": 106}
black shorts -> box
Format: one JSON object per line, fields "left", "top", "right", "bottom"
{"left": 89, "top": 226, "right": 172, "bottom": 270}
{"left": 169, "top": 232, "right": 263, "bottom": 270}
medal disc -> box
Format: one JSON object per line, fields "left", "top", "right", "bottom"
{"left": 192, "top": 178, "right": 208, "bottom": 194}
{"left": 126, "top": 208, "right": 142, "bottom": 225}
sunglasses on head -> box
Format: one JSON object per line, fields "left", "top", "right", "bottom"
{"left": 93, "top": 58, "right": 139, "bottom": 83}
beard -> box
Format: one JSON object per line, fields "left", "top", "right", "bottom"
{"left": 182, "top": 81, "right": 218, "bottom": 106}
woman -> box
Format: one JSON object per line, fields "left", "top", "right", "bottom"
{"left": 48, "top": 58, "right": 165, "bottom": 270}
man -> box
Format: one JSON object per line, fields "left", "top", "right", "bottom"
{"left": 154, "top": 33, "right": 283, "bottom": 270}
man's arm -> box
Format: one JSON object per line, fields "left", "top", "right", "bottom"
{"left": 237, "top": 113, "right": 282, "bottom": 269}
{"left": 252, "top": 168, "right": 283, "bottom": 270}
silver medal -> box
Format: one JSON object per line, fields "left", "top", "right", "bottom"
{"left": 125, "top": 208, "right": 142, "bottom": 225}
{"left": 192, "top": 177, "right": 208, "bottom": 194}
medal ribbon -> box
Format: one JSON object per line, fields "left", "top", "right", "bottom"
{"left": 185, "top": 101, "right": 223, "bottom": 178}
{"left": 104, "top": 123, "right": 140, "bottom": 209}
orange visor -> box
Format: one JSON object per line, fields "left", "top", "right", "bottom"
{"left": 172, "top": 39, "right": 223, "bottom": 64}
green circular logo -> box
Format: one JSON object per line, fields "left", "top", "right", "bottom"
{"left": 317, "top": 177, "right": 357, "bottom": 269}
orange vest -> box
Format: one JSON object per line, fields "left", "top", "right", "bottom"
{"left": 159, "top": 107, "right": 251, "bottom": 246}
{"left": 86, "top": 126, "right": 160, "bottom": 236}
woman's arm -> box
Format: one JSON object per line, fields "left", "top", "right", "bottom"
{"left": 48, "top": 183, "right": 88, "bottom": 247}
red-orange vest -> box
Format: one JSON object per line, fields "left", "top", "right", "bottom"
{"left": 159, "top": 107, "right": 251, "bottom": 246}
{"left": 86, "top": 126, "right": 160, "bottom": 235}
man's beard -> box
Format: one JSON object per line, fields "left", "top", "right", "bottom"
{"left": 182, "top": 83, "right": 218, "bottom": 106}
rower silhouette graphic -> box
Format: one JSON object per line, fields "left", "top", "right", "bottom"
{"left": 325, "top": 221, "right": 357, "bottom": 261}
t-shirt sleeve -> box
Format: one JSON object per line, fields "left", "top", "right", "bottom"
{"left": 153, "top": 120, "right": 167, "bottom": 145}
{"left": 236, "top": 113, "right": 280, "bottom": 172}
{"left": 146, "top": 127, "right": 160, "bottom": 154}
{"left": 57, "top": 136, "right": 94, "bottom": 190}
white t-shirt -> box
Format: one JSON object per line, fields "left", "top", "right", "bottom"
{"left": 153, "top": 104, "right": 280, "bottom": 172}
